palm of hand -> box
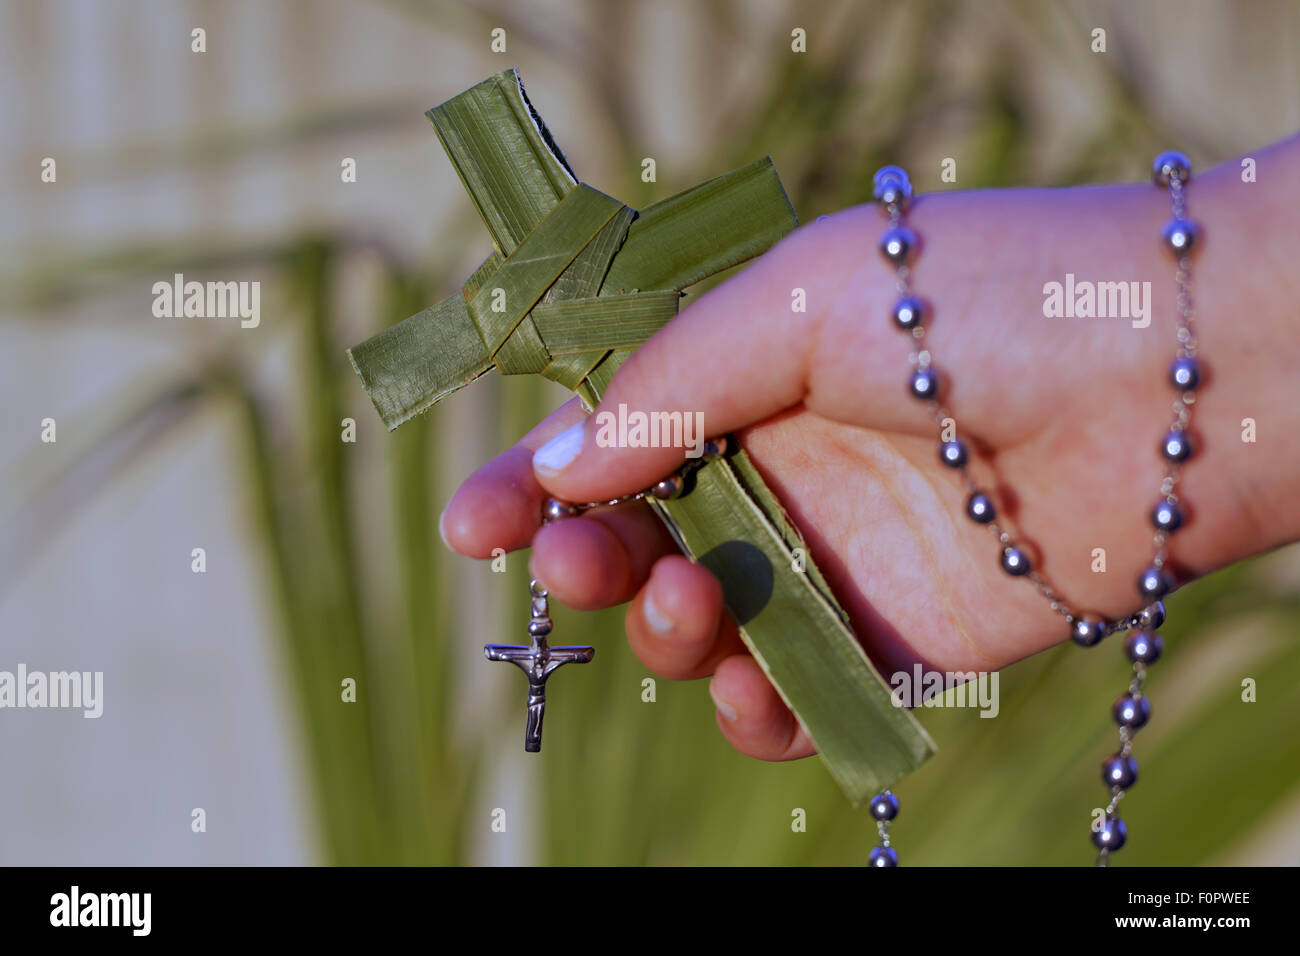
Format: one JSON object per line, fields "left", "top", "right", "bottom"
{"left": 740, "top": 191, "right": 1242, "bottom": 674}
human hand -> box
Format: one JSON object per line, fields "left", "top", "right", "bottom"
{"left": 440, "top": 136, "right": 1300, "bottom": 762}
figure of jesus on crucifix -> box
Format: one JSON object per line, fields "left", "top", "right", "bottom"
{"left": 484, "top": 579, "right": 594, "bottom": 752}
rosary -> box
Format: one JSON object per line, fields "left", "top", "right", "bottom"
{"left": 485, "top": 152, "right": 1203, "bottom": 867}
{"left": 483, "top": 440, "right": 725, "bottom": 751}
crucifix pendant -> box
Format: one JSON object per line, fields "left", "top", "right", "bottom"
{"left": 484, "top": 579, "right": 594, "bottom": 752}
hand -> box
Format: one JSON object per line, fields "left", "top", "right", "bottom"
{"left": 440, "top": 136, "right": 1300, "bottom": 762}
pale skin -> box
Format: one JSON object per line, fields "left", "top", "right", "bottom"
{"left": 439, "top": 134, "right": 1300, "bottom": 763}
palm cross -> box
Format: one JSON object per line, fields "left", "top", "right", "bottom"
{"left": 346, "top": 69, "right": 936, "bottom": 799}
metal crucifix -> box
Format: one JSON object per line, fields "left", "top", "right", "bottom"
{"left": 484, "top": 579, "right": 594, "bottom": 752}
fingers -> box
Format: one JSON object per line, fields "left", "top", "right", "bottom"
{"left": 440, "top": 396, "right": 679, "bottom": 608}
{"left": 528, "top": 504, "right": 676, "bottom": 610}
{"left": 624, "top": 555, "right": 745, "bottom": 679}
{"left": 442, "top": 392, "right": 821, "bottom": 762}
{"left": 531, "top": 209, "right": 907, "bottom": 503}
{"left": 708, "top": 655, "right": 819, "bottom": 761}
{"left": 624, "top": 556, "right": 818, "bottom": 761}
{"left": 439, "top": 397, "right": 588, "bottom": 558}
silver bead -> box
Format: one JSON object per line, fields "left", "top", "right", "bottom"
{"left": 1161, "top": 218, "right": 1199, "bottom": 256}
{"left": 1070, "top": 616, "right": 1107, "bottom": 648}
{"left": 1000, "top": 546, "right": 1032, "bottom": 577}
{"left": 965, "top": 491, "right": 996, "bottom": 524}
{"left": 938, "top": 439, "right": 967, "bottom": 469}
{"left": 1113, "top": 694, "right": 1151, "bottom": 730}
{"left": 1160, "top": 429, "right": 1193, "bottom": 463}
{"left": 868, "top": 792, "right": 899, "bottom": 821}
{"left": 1092, "top": 816, "right": 1128, "bottom": 851}
{"left": 891, "top": 296, "right": 925, "bottom": 331}
{"left": 542, "top": 497, "right": 581, "bottom": 522}
{"left": 1101, "top": 753, "right": 1139, "bottom": 789}
{"left": 1137, "top": 565, "right": 1174, "bottom": 600}
{"left": 651, "top": 475, "right": 685, "bottom": 500}
{"left": 1151, "top": 499, "right": 1183, "bottom": 533}
{"left": 908, "top": 366, "right": 939, "bottom": 400}
{"left": 1136, "top": 600, "right": 1166, "bottom": 630}
{"left": 879, "top": 226, "right": 917, "bottom": 265}
{"left": 703, "top": 435, "right": 729, "bottom": 459}
{"left": 1169, "top": 356, "right": 1201, "bottom": 391}
{"left": 528, "top": 617, "right": 553, "bottom": 638}
{"left": 1126, "top": 630, "right": 1163, "bottom": 664}
{"left": 1152, "top": 151, "right": 1191, "bottom": 187}
{"left": 874, "top": 175, "right": 912, "bottom": 207}
{"left": 867, "top": 846, "right": 898, "bottom": 867}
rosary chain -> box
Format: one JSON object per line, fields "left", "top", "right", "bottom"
{"left": 866, "top": 790, "right": 899, "bottom": 867}
{"left": 870, "top": 151, "right": 1202, "bottom": 865}
{"left": 538, "top": 436, "right": 729, "bottom": 528}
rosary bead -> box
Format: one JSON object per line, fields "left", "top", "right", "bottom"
{"left": 1113, "top": 694, "right": 1152, "bottom": 730}
{"left": 1152, "top": 150, "right": 1191, "bottom": 187}
{"left": 939, "top": 439, "right": 968, "bottom": 469}
{"left": 1070, "top": 616, "right": 1107, "bottom": 648}
{"left": 1151, "top": 499, "right": 1184, "bottom": 533}
{"left": 965, "top": 491, "right": 996, "bottom": 524}
{"left": 542, "top": 497, "right": 581, "bottom": 522}
{"left": 868, "top": 791, "right": 900, "bottom": 821}
{"left": 1161, "top": 218, "right": 1199, "bottom": 256}
{"left": 908, "top": 366, "right": 939, "bottom": 400}
{"left": 891, "top": 295, "right": 926, "bottom": 331}
{"left": 703, "top": 435, "right": 729, "bottom": 459}
{"left": 1092, "top": 816, "right": 1128, "bottom": 852}
{"left": 1169, "top": 356, "right": 1201, "bottom": 391}
{"left": 874, "top": 175, "right": 912, "bottom": 207}
{"left": 1101, "top": 753, "right": 1139, "bottom": 790}
{"left": 1137, "top": 601, "right": 1166, "bottom": 630}
{"left": 1137, "top": 565, "right": 1174, "bottom": 600}
{"left": 880, "top": 226, "right": 918, "bottom": 265}
{"left": 651, "top": 476, "right": 685, "bottom": 500}
{"left": 1126, "top": 630, "right": 1164, "bottom": 664}
{"left": 1000, "top": 546, "right": 1032, "bottom": 577}
{"left": 1160, "top": 429, "right": 1194, "bottom": 463}
{"left": 867, "top": 846, "right": 899, "bottom": 867}
{"left": 528, "top": 617, "right": 553, "bottom": 638}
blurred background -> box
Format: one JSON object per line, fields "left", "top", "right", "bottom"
{"left": 2, "top": 0, "right": 1298, "bottom": 865}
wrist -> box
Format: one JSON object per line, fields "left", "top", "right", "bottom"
{"left": 1190, "top": 137, "right": 1300, "bottom": 569}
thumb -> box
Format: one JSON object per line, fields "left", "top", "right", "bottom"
{"left": 531, "top": 206, "right": 905, "bottom": 503}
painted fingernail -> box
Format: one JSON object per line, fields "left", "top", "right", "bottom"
{"left": 533, "top": 421, "right": 584, "bottom": 477}
{"left": 643, "top": 591, "right": 674, "bottom": 635}
{"left": 709, "top": 679, "right": 739, "bottom": 721}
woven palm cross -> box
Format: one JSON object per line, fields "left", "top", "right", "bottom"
{"left": 347, "top": 69, "right": 935, "bottom": 802}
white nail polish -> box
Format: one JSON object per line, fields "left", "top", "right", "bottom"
{"left": 643, "top": 592, "right": 673, "bottom": 634}
{"left": 709, "top": 681, "right": 738, "bottom": 721}
{"left": 533, "top": 421, "right": 584, "bottom": 476}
